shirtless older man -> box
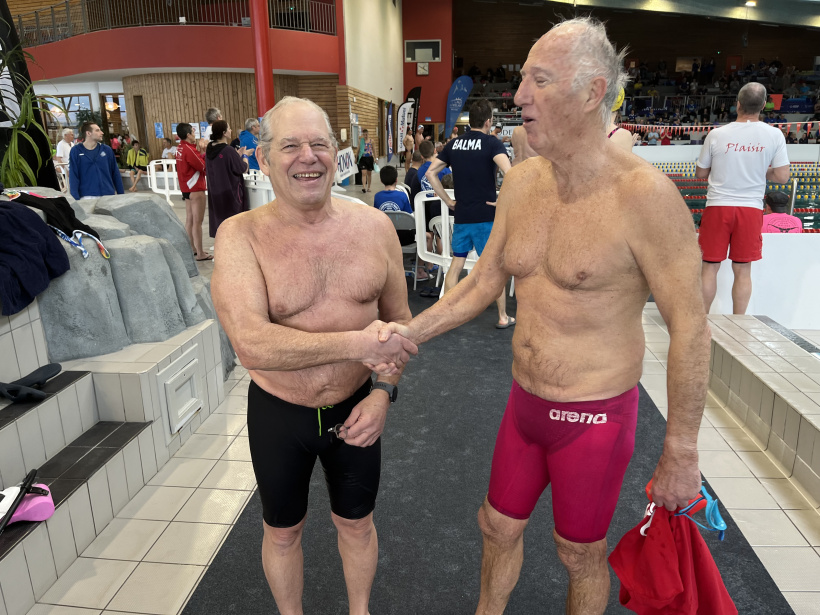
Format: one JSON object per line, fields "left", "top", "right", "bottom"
{"left": 376, "top": 18, "right": 709, "bottom": 614}
{"left": 510, "top": 125, "right": 537, "bottom": 166}
{"left": 211, "top": 96, "right": 416, "bottom": 615}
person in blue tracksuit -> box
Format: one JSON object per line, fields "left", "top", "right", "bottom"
{"left": 238, "top": 118, "right": 260, "bottom": 171}
{"left": 69, "top": 122, "right": 124, "bottom": 200}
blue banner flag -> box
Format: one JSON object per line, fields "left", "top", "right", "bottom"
{"left": 154, "top": 123, "right": 164, "bottom": 139}
{"left": 386, "top": 102, "right": 394, "bottom": 162}
{"left": 444, "top": 76, "right": 474, "bottom": 139}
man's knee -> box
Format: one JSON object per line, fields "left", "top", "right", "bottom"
{"left": 477, "top": 501, "right": 526, "bottom": 547}
{"left": 263, "top": 518, "right": 305, "bottom": 554}
{"left": 553, "top": 531, "right": 607, "bottom": 577}
{"left": 331, "top": 512, "right": 375, "bottom": 543}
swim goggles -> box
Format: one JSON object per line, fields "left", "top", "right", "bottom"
{"left": 675, "top": 483, "right": 727, "bottom": 540}
{"left": 49, "top": 226, "right": 110, "bottom": 259}
{"left": 641, "top": 482, "right": 727, "bottom": 540}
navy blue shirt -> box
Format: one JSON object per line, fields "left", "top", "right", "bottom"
{"left": 374, "top": 189, "right": 412, "bottom": 214}
{"left": 437, "top": 131, "right": 507, "bottom": 224}
{"left": 69, "top": 143, "right": 124, "bottom": 200}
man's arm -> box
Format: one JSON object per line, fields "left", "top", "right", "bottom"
{"left": 211, "top": 216, "right": 416, "bottom": 372}
{"left": 493, "top": 152, "right": 512, "bottom": 175}
{"left": 380, "top": 171, "right": 516, "bottom": 347}
{"left": 695, "top": 165, "right": 710, "bottom": 180}
{"left": 766, "top": 164, "right": 790, "bottom": 184}
{"left": 628, "top": 170, "right": 711, "bottom": 510}
{"left": 343, "top": 216, "right": 414, "bottom": 447}
{"left": 424, "top": 158, "right": 454, "bottom": 209}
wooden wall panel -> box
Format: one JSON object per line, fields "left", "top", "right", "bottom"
{"left": 8, "top": 0, "right": 57, "bottom": 15}
{"left": 122, "top": 71, "right": 257, "bottom": 161}
{"left": 335, "top": 85, "right": 381, "bottom": 158}
{"left": 296, "top": 74, "right": 341, "bottom": 143}
{"left": 453, "top": 0, "right": 820, "bottom": 78}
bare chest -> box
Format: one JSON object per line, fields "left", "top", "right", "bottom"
{"left": 503, "top": 200, "right": 638, "bottom": 291}
{"left": 256, "top": 237, "right": 387, "bottom": 323}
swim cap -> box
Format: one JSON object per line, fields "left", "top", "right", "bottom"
{"left": 611, "top": 88, "right": 625, "bottom": 111}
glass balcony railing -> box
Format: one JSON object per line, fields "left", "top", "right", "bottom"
{"left": 14, "top": 0, "right": 336, "bottom": 48}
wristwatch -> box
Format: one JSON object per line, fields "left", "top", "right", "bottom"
{"left": 372, "top": 382, "right": 398, "bottom": 403}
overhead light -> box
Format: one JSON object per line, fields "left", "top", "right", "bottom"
{"left": 745, "top": 1, "right": 756, "bottom": 6}
{"left": 104, "top": 101, "right": 119, "bottom": 111}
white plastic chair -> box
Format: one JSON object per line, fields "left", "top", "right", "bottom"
{"left": 419, "top": 191, "right": 514, "bottom": 298}
{"left": 384, "top": 211, "right": 419, "bottom": 288}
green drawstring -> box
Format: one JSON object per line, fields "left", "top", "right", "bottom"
{"left": 317, "top": 405, "right": 335, "bottom": 437}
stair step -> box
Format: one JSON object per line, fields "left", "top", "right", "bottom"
{"left": 0, "top": 421, "right": 151, "bottom": 563}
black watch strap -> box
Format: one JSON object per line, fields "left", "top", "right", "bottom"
{"left": 372, "top": 382, "right": 398, "bottom": 403}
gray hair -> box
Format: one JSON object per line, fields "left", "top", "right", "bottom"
{"left": 550, "top": 17, "right": 628, "bottom": 130}
{"left": 737, "top": 83, "right": 767, "bottom": 115}
{"left": 205, "top": 107, "right": 222, "bottom": 123}
{"left": 62, "top": 127, "right": 74, "bottom": 136}
{"left": 257, "top": 96, "right": 338, "bottom": 164}
{"left": 244, "top": 117, "right": 260, "bottom": 132}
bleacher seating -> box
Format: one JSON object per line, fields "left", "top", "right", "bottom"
{"left": 661, "top": 162, "right": 820, "bottom": 231}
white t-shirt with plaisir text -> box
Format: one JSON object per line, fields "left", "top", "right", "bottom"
{"left": 697, "top": 121, "right": 789, "bottom": 209}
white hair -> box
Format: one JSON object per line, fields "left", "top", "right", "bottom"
{"left": 244, "top": 117, "right": 260, "bottom": 132}
{"left": 257, "top": 96, "right": 338, "bottom": 163}
{"left": 205, "top": 107, "right": 222, "bottom": 123}
{"left": 62, "top": 127, "right": 74, "bottom": 136}
{"left": 550, "top": 17, "right": 628, "bottom": 130}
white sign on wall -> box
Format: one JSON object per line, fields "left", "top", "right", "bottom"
{"left": 335, "top": 147, "right": 357, "bottom": 182}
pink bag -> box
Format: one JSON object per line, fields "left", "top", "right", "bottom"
{"left": 0, "top": 483, "right": 55, "bottom": 526}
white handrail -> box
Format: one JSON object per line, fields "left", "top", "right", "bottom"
{"left": 147, "top": 159, "right": 183, "bottom": 206}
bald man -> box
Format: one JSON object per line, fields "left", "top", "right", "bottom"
{"left": 212, "top": 96, "right": 416, "bottom": 615}
{"left": 376, "top": 18, "right": 709, "bottom": 614}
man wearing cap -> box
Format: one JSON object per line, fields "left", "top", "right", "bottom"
{"left": 415, "top": 124, "right": 427, "bottom": 150}
{"left": 697, "top": 82, "right": 790, "bottom": 315}
{"left": 491, "top": 124, "right": 511, "bottom": 143}
{"left": 762, "top": 192, "right": 803, "bottom": 233}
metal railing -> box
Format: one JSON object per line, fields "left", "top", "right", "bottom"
{"left": 270, "top": 0, "right": 334, "bottom": 35}
{"left": 15, "top": 0, "right": 335, "bottom": 48}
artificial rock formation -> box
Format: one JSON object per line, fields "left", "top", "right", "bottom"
{"left": 157, "top": 239, "right": 206, "bottom": 328}
{"left": 37, "top": 241, "right": 130, "bottom": 361}
{"left": 94, "top": 193, "right": 198, "bottom": 277}
{"left": 191, "top": 276, "right": 236, "bottom": 378}
{"left": 105, "top": 236, "right": 187, "bottom": 343}
{"left": 83, "top": 214, "right": 133, "bottom": 240}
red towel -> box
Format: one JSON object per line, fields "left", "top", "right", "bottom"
{"left": 609, "top": 506, "right": 737, "bottom": 615}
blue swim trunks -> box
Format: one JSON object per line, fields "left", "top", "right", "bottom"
{"left": 452, "top": 221, "right": 493, "bottom": 257}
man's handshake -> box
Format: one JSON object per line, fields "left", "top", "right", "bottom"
{"left": 358, "top": 320, "right": 418, "bottom": 375}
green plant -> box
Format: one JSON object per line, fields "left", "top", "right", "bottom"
{"left": 75, "top": 108, "right": 103, "bottom": 129}
{"left": 0, "top": 30, "right": 64, "bottom": 187}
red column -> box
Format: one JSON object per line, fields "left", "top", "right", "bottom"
{"left": 249, "top": 0, "right": 275, "bottom": 115}
{"left": 336, "top": 0, "right": 346, "bottom": 85}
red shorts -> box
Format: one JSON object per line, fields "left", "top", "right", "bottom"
{"left": 698, "top": 206, "right": 763, "bottom": 263}
{"left": 487, "top": 381, "right": 638, "bottom": 544}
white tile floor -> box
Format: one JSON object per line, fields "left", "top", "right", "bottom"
{"left": 27, "top": 369, "right": 253, "bottom": 615}
{"left": 25, "top": 308, "right": 820, "bottom": 615}
{"left": 642, "top": 303, "right": 820, "bottom": 615}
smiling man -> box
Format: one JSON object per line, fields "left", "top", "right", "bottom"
{"left": 375, "top": 18, "right": 710, "bottom": 614}
{"left": 211, "top": 96, "right": 416, "bottom": 615}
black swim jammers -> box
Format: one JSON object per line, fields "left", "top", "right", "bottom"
{"left": 247, "top": 378, "right": 380, "bottom": 528}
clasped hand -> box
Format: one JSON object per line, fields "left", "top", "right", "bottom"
{"left": 359, "top": 321, "right": 417, "bottom": 375}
